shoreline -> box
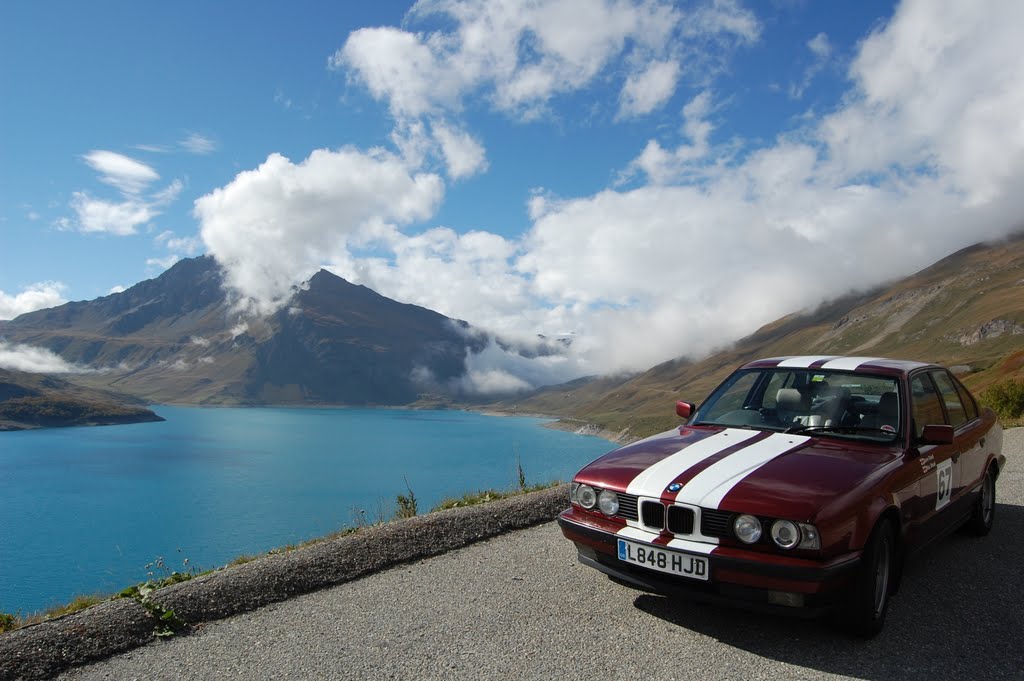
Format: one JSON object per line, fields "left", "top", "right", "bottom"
{"left": 468, "top": 407, "right": 639, "bottom": 446}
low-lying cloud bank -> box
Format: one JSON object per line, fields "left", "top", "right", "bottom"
{"left": 195, "top": 0, "right": 1024, "bottom": 393}
{"left": 0, "top": 342, "right": 93, "bottom": 374}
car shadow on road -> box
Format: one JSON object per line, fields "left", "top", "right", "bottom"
{"left": 632, "top": 502, "right": 1024, "bottom": 681}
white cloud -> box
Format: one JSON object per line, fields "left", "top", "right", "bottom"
{"left": 618, "top": 60, "right": 680, "bottom": 118}
{"left": 108, "top": 285, "right": 127, "bottom": 295}
{"left": 196, "top": 147, "right": 444, "bottom": 315}
{"left": 431, "top": 122, "right": 488, "bottom": 179}
{"left": 0, "top": 282, "right": 67, "bottom": 320}
{"left": 82, "top": 150, "right": 159, "bottom": 196}
{"left": 455, "top": 338, "right": 582, "bottom": 394}
{"left": 68, "top": 163, "right": 183, "bottom": 236}
{"left": 790, "top": 32, "right": 832, "bottom": 99}
{"left": 155, "top": 230, "right": 202, "bottom": 255}
{"left": 383, "top": 0, "right": 751, "bottom": 116}
{"left": 70, "top": 193, "right": 157, "bottom": 235}
{"left": 808, "top": 32, "right": 832, "bottom": 59}
{"left": 180, "top": 132, "right": 217, "bottom": 155}
{"left": 330, "top": 226, "right": 535, "bottom": 338}
{"left": 333, "top": 0, "right": 758, "bottom": 175}
{"left": 0, "top": 341, "right": 89, "bottom": 373}
{"left": 824, "top": 0, "right": 1024, "bottom": 207}
{"left": 622, "top": 90, "right": 716, "bottom": 184}
{"left": 146, "top": 255, "right": 181, "bottom": 271}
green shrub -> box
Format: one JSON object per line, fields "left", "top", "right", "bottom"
{"left": 0, "top": 612, "right": 17, "bottom": 634}
{"left": 394, "top": 477, "right": 418, "bottom": 519}
{"left": 980, "top": 379, "right": 1024, "bottom": 420}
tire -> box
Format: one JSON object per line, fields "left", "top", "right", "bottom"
{"left": 843, "top": 519, "right": 896, "bottom": 638}
{"left": 965, "top": 467, "right": 996, "bottom": 536}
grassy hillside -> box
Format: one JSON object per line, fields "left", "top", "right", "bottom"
{"left": 0, "top": 369, "right": 163, "bottom": 431}
{"left": 498, "top": 233, "right": 1024, "bottom": 439}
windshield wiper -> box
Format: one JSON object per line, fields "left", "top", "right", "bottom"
{"left": 784, "top": 424, "right": 896, "bottom": 436}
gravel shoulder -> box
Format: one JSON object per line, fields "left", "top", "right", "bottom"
{"left": 7, "top": 430, "right": 1023, "bottom": 680}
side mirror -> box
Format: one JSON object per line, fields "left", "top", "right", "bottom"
{"left": 676, "top": 401, "right": 696, "bottom": 419}
{"left": 918, "top": 424, "right": 954, "bottom": 445}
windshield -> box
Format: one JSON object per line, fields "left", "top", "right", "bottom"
{"left": 690, "top": 368, "right": 901, "bottom": 443}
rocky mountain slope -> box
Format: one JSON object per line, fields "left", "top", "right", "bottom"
{"left": 500, "top": 233, "right": 1024, "bottom": 439}
{"left": 0, "top": 257, "right": 486, "bottom": 406}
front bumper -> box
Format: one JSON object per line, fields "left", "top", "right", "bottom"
{"left": 558, "top": 509, "right": 861, "bottom": 618}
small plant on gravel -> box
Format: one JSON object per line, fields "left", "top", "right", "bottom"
{"left": 144, "top": 549, "right": 200, "bottom": 587}
{"left": 0, "top": 611, "right": 17, "bottom": 634}
{"left": 395, "top": 476, "right": 419, "bottom": 519}
{"left": 516, "top": 455, "right": 527, "bottom": 491}
{"left": 430, "top": 480, "right": 562, "bottom": 512}
{"left": 122, "top": 582, "right": 186, "bottom": 638}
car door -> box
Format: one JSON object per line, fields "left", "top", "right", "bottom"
{"left": 929, "top": 369, "right": 986, "bottom": 513}
{"left": 907, "top": 371, "right": 960, "bottom": 544}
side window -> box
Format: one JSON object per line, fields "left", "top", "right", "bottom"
{"left": 952, "top": 376, "right": 979, "bottom": 422}
{"left": 910, "top": 374, "right": 946, "bottom": 438}
{"left": 761, "top": 371, "right": 793, "bottom": 409}
{"left": 705, "top": 371, "right": 760, "bottom": 414}
{"left": 931, "top": 371, "right": 968, "bottom": 428}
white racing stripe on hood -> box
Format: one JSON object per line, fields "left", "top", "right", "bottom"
{"left": 675, "top": 433, "right": 811, "bottom": 509}
{"left": 625, "top": 429, "right": 762, "bottom": 498}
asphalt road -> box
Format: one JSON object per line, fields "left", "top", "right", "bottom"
{"left": 61, "top": 429, "right": 1023, "bottom": 681}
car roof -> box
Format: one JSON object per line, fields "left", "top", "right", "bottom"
{"left": 740, "top": 356, "right": 936, "bottom": 377}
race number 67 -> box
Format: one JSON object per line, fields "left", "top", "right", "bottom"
{"left": 936, "top": 459, "right": 952, "bottom": 510}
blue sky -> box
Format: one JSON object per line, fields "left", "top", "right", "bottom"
{"left": 3, "top": 0, "right": 1023, "bottom": 390}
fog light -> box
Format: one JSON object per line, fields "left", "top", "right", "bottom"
{"left": 768, "top": 591, "right": 805, "bottom": 608}
{"left": 577, "top": 484, "right": 597, "bottom": 509}
{"left": 733, "top": 514, "right": 762, "bottom": 544}
{"left": 598, "top": 489, "right": 620, "bottom": 516}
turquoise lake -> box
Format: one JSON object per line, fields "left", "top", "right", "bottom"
{"left": 0, "top": 406, "right": 613, "bottom": 615}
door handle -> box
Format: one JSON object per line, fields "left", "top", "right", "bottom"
{"left": 980, "top": 437, "right": 986, "bottom": 448}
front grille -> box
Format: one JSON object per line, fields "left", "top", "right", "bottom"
{"left": 612, "top": 495, "right": 725, "bottom": 542}
{"left": 700, "top": 509, "right": 733, "bottom": 538}
{"left": 667, "top": 505, "right": 695, "bottom": 534}
{"left": 640, "top": 500, "right": 665, "bottom": 529}
{"left": 615, "top": 492, "right": 639, "bottom": 521}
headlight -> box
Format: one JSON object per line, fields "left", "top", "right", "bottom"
{"left": 733, "top": 514, "right": 762, "bottom": 544}
{"left": 597, "top": 489, "right": 619, "bottom": 516}
{"left": 771, "top": 520, "right": 800, "bottom": 549}
{"left": 576, "top": 484, "right": 597, "bottom": 509}
{"left": 797, "top": 523, "right": 820, "bottom": 550}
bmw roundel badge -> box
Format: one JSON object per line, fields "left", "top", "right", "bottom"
{"left": 667, "top": 483, "right": 682, "bottom": 492}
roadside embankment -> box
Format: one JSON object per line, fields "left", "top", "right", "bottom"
{"left": 0, "top": 484, "right": 571, "bottom": 681}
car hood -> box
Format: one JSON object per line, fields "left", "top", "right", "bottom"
{"left": 575, "top": 425, "right": 902, "bottom": 522}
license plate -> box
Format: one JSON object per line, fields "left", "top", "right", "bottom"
{"left": 617, "top": 538, "right": 709, "bottom": 581}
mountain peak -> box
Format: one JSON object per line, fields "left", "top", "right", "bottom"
{"left": 1, "top": 256, "right": 486, "bottom": 406}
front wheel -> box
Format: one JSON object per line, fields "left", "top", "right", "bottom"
{"left": 842, "top": 519, "right": 896, "bottom": 638}
{"left": 965, "top": 467, "right": 996, "bottom": 536}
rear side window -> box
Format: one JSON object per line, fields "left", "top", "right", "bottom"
{"left": 952, "top": 376, "right": 979, "bottom": 422}
{"left": 910, "top": 374, "right": 946, "bottom": 438}
{"left": 931, "top": 371, "right": 969, "bottom": 428}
